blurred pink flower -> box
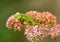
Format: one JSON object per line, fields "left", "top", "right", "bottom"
{"left": 50, "top": 24, "right": 60, "bottom": 39}
{"left": 25, "top": 25, "right": 38, "bottom": 40}
{"left": 6, "top": 15, "right": 14, "bottom": 28}
{"left": 25, "top": 25, "right": 49, "bottom": 40}
{"left": 6, "top": 12, "right": 23, "bottom": 31}
{"left": 26, "top": 11, "right": 56, "bottom": 26}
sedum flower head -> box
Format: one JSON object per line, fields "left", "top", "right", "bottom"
{"left": 50, "top": 24, "right": 60, "bottom": 39}
{"left": 6, "top": 12, "right": 23, "bottom": 31}
{"left": 25, "top": 25, "right": 49, "bottom": 40}
{"left": 26, "top": 11, "right": 56, "bottom": 27}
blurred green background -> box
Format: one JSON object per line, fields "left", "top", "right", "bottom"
{"left": 0, "top": 0, "right": 60, "bottom": 42}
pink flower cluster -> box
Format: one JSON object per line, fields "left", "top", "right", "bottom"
{"left": 6, "top": 12, "right": 23, "bottom": 31}
{"left": 25, "top": 25, "right": 49, "bottom": 40}
{"left": 25, "top": 24, "right": 60, "bottom": 40}
{"left": 50, "top": 24, "right": 60, "bottom": 39}
{"left": 6, "top": 15, "right": 14, "bottom": 28}
{"left": 26, "top": 11, "right": 56, "bottom": 26}
{"left": 6, "top": 11, "right": 60, "bottom": 41}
